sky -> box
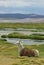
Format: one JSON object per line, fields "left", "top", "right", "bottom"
{"left": 0, "top": 0, "right": 44, "bottom": 15}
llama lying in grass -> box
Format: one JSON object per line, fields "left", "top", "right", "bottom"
{"left": 16, "top": 41, "right": 39, "bottom": 57}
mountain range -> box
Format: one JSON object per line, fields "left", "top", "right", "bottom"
{"left": 0, "top": 14, "right": 44, "bottom": 19}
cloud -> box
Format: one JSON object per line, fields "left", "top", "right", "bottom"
{"left": 0, "top": 0, "right": 42, "bottom": 7}
{"left": 0, "top": 0, "right": 44, "bottom": 14}
{"left": 0, "top": 0, "right": 33, "bottom": 7}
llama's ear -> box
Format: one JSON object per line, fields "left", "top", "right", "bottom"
{"left": 19, "top": 40, "right": 21, "bottom": 42}
{"left": 21, "top": 41, "right": 23, "bottom": 43}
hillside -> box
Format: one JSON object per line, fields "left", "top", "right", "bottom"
{"left": 0, "top": 14, "right": 44, "bottom": 19}
{"left": 0, "top": 14, "right": 44, "bottom": 23}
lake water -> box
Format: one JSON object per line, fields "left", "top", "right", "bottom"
{"left": 6, "top": 38, "right": 44, "bottom": 45}
{"left": 0, "top": 29, "right": 44, "bottom": 45}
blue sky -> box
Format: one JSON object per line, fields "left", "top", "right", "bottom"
{"left": 0, "top": 0, "right": 44, "bottom": 15}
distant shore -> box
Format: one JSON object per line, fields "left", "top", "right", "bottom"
{"left": 0, "top": 18, "right": 44, "bottom": 23}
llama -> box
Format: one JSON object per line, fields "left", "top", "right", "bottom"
{"left": 16, "top": 40, "right": 39, "bottom": 57}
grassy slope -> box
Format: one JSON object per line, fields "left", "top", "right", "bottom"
{"left": 0, "top": 39, "right": 44, "bottom": 65}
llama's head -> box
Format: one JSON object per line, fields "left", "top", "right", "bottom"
{"left": 16, "top": 40, "right": 22, "bottom": 46}
{"left": 16, "top": 40, "right": 24, "bottom": 50}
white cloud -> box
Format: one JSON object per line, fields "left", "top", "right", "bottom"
{"left": 0, "top": 0, "right": 44, "bottom": 14}
{"left": 0, "top": 0, "right": 44, "bottom": 8}
{"left": 0, "top": 0, "right": 32, "bottom": 7}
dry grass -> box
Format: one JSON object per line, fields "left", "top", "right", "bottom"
{"left": 0, "top": 55, "right": 44, "bottom": 65}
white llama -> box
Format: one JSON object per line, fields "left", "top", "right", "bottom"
{"left": 16, "top": 40, "right": 39, "bottom": 57}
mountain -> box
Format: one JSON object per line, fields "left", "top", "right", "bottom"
{"left": 0, "top": 14, "right": 44, "bottom": 19}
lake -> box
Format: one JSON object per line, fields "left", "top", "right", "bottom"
{"left": 0, "top": 29, "right": 44, "bottom": 45}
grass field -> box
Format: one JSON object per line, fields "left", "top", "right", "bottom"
{"left": 0, "top": 22, "right": 44, "bottom": 65}
{"left": 0, "top": 39, "right": 44, "bottom": 65}
{"left": 1, "top": 32, "right": 44, "bottom": 40}
{"left": 0, "top": 23, "right": 44, "bottom": 29}
{"left": 1, "top": 32, "right": 29, "bottom": 39}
